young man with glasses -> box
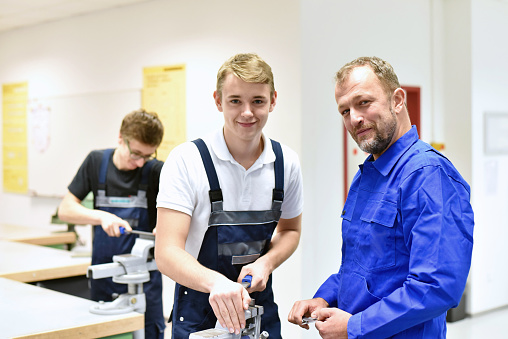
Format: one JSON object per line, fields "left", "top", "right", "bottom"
{"left": 58, "top": 108, "right": 166, "bottom": 338}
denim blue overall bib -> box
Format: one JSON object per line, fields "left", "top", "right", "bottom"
{"left": 92, "top": 148, "right": 164, "bottom": 337}
{"left": 171, "top": 139, "right": 285, "bottom": 339}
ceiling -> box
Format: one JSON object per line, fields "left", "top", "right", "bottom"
{"left": 0, "top": 0, "right": 154, "bottom": 33}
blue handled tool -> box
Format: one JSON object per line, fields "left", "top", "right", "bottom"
{"left": 241, "top": 275, "right": 253, "bottom": 288}
{"left": 119, "top": 226, "right": 154, "bottom": 239}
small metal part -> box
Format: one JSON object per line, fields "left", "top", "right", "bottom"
{"left": 302, "top": 317, "right": 317, "bottom": 325}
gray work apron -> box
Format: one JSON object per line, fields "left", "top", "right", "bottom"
{"left": 92, "top": 148, "right": 164, "bottom": 337}
{"left": 171, "top": 138, "right": 285, "bottom": 339}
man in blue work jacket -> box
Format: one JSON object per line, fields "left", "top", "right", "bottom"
{"left": 288, "top": 56, "right": 474, "bottom": 338}
{"left": 58, "top": 109, "right": 166, "bottom": 338}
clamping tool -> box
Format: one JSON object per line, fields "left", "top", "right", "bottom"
{"left": 189, "top": 275, "right": 269, "bottom": 339}
{"left": 86, "top": 227, "right": 157, "bottom": 337}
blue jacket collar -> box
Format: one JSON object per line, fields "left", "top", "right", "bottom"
{"left": 366, "top": 125, "right": 419, "bottom": 176}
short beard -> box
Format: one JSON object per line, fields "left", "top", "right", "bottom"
{"left": 357, "top": 109, "right": 397, "bottom": 155}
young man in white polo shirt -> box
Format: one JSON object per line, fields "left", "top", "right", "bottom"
{"left": 155, "top": 53, "right": 303, "bottom": 339}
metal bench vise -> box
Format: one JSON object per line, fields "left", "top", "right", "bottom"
{"left": 86, "top": 230, "right": 157, "bottom": 316}
{"left": 189, "top": 275, "right": 269, "bottom": 339}
{"left": 189, "top": 303, "right": 269, "bottom": 339}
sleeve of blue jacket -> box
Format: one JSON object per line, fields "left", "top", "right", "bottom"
{"left": 314, "top": 270, "right": 340, "bottom": 308}
{"left": 315, "top": 164, "right": 474, "bottom": 338}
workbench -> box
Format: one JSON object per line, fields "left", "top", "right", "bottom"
{"left": 0, "top": 277, "right": 144, "bottom": 338}
{"left": 0, "top": 223, "right": 76, "bottom": 247}
{"left": 0, "top": 240, "right": 90, "bottom": 282}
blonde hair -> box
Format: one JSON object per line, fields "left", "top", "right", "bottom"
{"left": 216, "top": 53, "right": 275, "bottom": 98}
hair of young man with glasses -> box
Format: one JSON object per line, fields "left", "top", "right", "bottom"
{"left": 120, "top": 108, "right": 164, "bottom": 161}
{"left": 120, "top": 109, "right": 164, "bottom": 147}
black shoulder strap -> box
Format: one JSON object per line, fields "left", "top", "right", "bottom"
{"left": 193, "top": 138, "right": 285, "bottom": 207}
{"left": 98, "top": 149, "right": 114, "bottom": 189}
{"left": 192, "top": 139, "right": 223, "bottom": 204}
{"left": 270, "top": 139, "right": 284, "bottom": 203}
{"left": 139, "top": 159, "right": 156, "bottom": 190}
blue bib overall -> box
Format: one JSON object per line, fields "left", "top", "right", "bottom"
{"left": 171, "top": 139, "right": 285, "bottom": 339}
{"left": 92, "top": 148, "right": 165, "bottom": 337}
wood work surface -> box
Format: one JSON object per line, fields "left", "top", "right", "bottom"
{"left": 0, "top": 240, "right": 90, "bottom": 282}
{"left": 0, "top": 277, "right": 143, "bottom": 338}
{"left": 0, "top": 223, "right": 76, "bottom": 246}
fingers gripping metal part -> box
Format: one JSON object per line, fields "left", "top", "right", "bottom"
{"left": 190, "top": 275, "right": 269, "bottom": 339}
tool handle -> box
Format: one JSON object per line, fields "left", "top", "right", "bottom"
{"left": 241, "top": 274, "right": 252, "bottom": 288}
{"left": 119, "top": 226, "right": 154, "bottom": 238}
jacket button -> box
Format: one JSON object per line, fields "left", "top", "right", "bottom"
{"left": 180, "top": 317, "right": 184, "bottom": 321}
{"left": 341, "top": 210, "right": 346, "bottom": 216}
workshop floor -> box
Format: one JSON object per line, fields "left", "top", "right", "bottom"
{"left": 447, "top": 306, "right": 508, "bottom": 339}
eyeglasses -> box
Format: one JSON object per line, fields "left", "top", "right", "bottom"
{"left": 124, "top": 139, "right": 157, "bottom": 161}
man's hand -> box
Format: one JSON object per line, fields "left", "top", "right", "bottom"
{"left": 100, "top": 212, "right": 131, "bottom": 237}
{"left": 209, "top": 276, "right": 251, "bottom": 335}
{"left": 288, "top": 297, "right": 329, "bottom": 329}
{"left": 315, "top": 307, "right": 352, "bottom": 339}
{"left": 237, "top": 261, "right": 271, "bottom": 293}
{"left": 58, "top": 191, "right": 132, "bottom": 237}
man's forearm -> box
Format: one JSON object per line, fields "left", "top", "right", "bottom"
{"left": 58, "top": 197, "right": 102, "bottom": 226}
{"left": 155, "top": 242, "right": 227, "bottom": 293}
{"left": 259, "top": 224, "right": 301, "bottom": 273}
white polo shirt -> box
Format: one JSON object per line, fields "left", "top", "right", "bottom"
{"left": 157, "top": 129, "right": 304, "bottom": 258}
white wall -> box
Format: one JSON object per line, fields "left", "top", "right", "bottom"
{"left": 2, "top": 0, "right": 508, "bottom": 337}
{"left": 442, "top": 0, "right": 472, "bottom": 182}
{"left": 300, "top": 0, "right": 434, "bottom": 312}
{"left": 469, "top": 0, "right": 508, "bottom": 315}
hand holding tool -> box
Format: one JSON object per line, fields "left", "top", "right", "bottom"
{"left": 189, "top": 274, "right": 269, "bottom": 339}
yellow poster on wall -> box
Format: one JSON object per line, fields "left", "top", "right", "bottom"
{"left": 2, "top": 82, "right": 28, "bottom": 193}
{"left": 142, "top": 64, "right": 186, "bottom": 161}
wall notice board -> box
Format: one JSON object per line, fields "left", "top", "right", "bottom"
{"left": 28, "top": 89, "right": 141, "bottom": 197}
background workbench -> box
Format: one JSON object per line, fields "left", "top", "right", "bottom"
{"left": 0, "top": 277, "right": 144, "bottom": 338}
{"left": 0, "top": 223, "right": 76, "bottom": 247}
{"left": 0, "top": 239, "right": 90, "bottom": 282}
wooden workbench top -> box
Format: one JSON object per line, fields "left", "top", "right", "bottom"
{"left": 0, "top": 277, "right": 143, "bottom": 338}
{"left": 0, "top": 223, "right": 76, "bottom": 246}
{"left": 0, "top": 240, "right": 90, "bottom": 282}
